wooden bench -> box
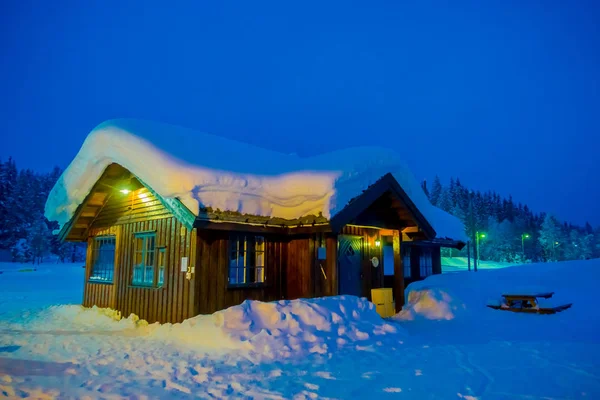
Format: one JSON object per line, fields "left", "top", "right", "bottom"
{"left": 488, "top": 292, "right": 572, "bottom": 314}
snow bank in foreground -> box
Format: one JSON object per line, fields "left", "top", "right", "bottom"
{"left": 152, "top": 296, "right": 401, "bottom": 360}
{"left": 8, "top": 296, "right": 401, "bottom": 361}
{"left": 5, "top": 305, "right": 139, "bottom": 332}
{"left": 45, "top": 118, "right": 467, "bottom": 242}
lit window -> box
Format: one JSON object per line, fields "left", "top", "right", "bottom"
{"left": 229, "top": 235, "right": 265, "bottom": 285}
{"left": 89, "top": 236, "right": 116, "bottom": 282}
{"left": 132, "top": 232, "right": 165, "bottom": 287}
{"left": 420, "top": 248, "right": 433, "bottom": 277}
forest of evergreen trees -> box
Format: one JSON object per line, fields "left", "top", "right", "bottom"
{"left": 0, "top": 158, "right": 86, "bottom": 263}
{"left": 0, "top": 156, "right": 598, "bottom": 264}
{"left": 423, "top": 176, "right": 600, "bottom": 263}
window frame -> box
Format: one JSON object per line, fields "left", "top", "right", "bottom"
{"left": 131, "top": 231, "right": 166, "bottom": 288}
{"left": 228, "top": 234, "right": 266, "bottom": 288}
{"left": 88, "top": 235, "right": 117, "bottom": 284}
{"left": 402, "top": 245, "right": 412, "bottom": 279}
{"left": 419, "top": 247, "right": 433, "bottom": 278}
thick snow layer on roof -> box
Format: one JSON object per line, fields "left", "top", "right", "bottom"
{"left": 45, "top": 119, "right": 467, "bottom": 242}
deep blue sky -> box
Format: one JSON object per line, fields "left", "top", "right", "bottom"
{"left": 1, "top": 1, "right": 599, "bottom": 226}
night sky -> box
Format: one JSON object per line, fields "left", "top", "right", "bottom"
{"left": 1, "top": 1, "right": 599, "bottom": 226}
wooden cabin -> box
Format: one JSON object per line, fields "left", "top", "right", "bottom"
{"left": 57, "top": 162, "right": 465, "bottom": 323}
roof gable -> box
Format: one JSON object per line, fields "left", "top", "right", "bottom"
{"left": 59, "top": 164, "right": 194, "bottom": 241}
{"left": 330, "top": 173, "right": 436, "bottom": 238}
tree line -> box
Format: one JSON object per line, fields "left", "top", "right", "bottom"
{"left": 423, "top": 176, "right": 600, "bottom": 263}
{"left": 0, "top": 158, "right": 86, "bottom": 263}
{"left": 1, "top": 156, "right": 598, "bottom": 264}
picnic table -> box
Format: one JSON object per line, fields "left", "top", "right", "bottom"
{"left": 488, "top": 291, "right": 572, "bottom": 314}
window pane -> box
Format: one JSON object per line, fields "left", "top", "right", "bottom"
{"left": 158, "top": 249, "right": 165, "bottom": 286}
{"left": 256, "top": 251, "right": 264, "bottom": 267}
{"left": 255, "top": 267, "right": 264, "bottom": 283}
{"left": 229, "top": 235, "right": 267, "bottom": 285}
{"left": 132, "top": 233, "right": 157, "bottom": 286}
{"left": 255, "top": 236, "right": 265, "bottom": 252}
{"left": 403, "top": 247, "right": 411, "bottom": 278}
{"left": 383, "top": 245, "right": 394, "bottom": 276}
{"left": 90, "top": 236, "right": 116, "bottom": 282}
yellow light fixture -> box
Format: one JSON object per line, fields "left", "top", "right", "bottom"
{"left": 119, "top": 189, "right": 131, "bottom": 195}
{"left": 375, "top": 240, "right": 381, "bottom": 247}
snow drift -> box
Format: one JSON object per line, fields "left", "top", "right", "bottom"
{"left": 44, "top": 119, "right": 466, "bottom": 242}
{"left": 7, "top": 296, "right": 401, "bottom": 361}
{"left": 394, "top": 259, "right": 600, "bottom": 344}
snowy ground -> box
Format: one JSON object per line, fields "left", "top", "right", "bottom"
{"left": 1, "top": 261, "right": 600, "bottom": 399}
{"left": 442, "top": 257, "right": 515, "bottom": 273}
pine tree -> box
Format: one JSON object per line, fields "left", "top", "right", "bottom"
{"left": 28, "top": 217, "right": 50, "bottom": 264}
{"left": 421, "top": 180, "right": 430, "bottom": 199}
{"left": 449, "top": 178, "right": 456, "bottom": 207}
{"left": 437, "top": 187, "right": 452, "bottom": 212}
{"left": 0, "top": 158, "right": 18, "bottom": 248}
{"left": 429, "top": 176, "right": 442, "bottom": 206}
{"left": 539, "top": 214, "right": 565, "bottom": 261}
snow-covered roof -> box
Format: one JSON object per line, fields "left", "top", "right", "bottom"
{"left": 45, "top": 119, "right": 467, "bottom": 242}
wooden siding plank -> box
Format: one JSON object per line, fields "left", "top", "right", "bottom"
{"left": 181, "top": 226, "right": 190, "bottom": 321}
{"left": 174, "top": 220, "right": 183, "bottom": 323}
{"left": 188, "top": 228, "right": 197, "bottom": 318}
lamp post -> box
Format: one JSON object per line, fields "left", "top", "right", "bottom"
{"left": 553, "top": 241, "right": 560, "bottom": 261}
{"left": 521, "top": 233, "right": 530, "bottom": 256}
{"left": 468, "top": 190, "right": 476, "bottom": 272}
{"left": 475, "top": 231, "right": 486, "bottom": 271}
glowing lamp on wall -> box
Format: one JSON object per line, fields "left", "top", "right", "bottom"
{"left": 119, "top": 188, "right": 131, "bottom": 195}
{"left": 375, "top": 240, "right": 381, "bottom": 247}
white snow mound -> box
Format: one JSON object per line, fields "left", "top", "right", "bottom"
{"left": 153, "top": 296, "right": 402, "bottom": 360}
{"left": 45, "top": 118, "right": 466, "bottom": 242}
{"left": 8, "top": 296, "right": 402, "bottom": 361}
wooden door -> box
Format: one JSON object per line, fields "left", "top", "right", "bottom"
{"left": 338, "top": 235, "right": 363, "bottom": 296}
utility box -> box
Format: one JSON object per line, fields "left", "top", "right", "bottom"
{"left": 317, "top": 247, "right": 327, "bottom": 260}
{"left": 371, "top": 288, "right": 395, "bottom": 318}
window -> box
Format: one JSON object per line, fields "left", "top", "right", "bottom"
{"left": 229, "top": 235, "right": 265, "bottom": 285}
{"left": 383, "top": 245, "right": 394, "bottom": 276}
{"left": 132, "top": 232, "right": 165, "bottom": 287}
{"left": 89, "top": 236, "right": 116, "bottom": 282}
{"left": 403, "top": 246, "right": 411, "bottom": 278}
{"left": 420, "top": 248, "right": 433, "bottom": 277}
{"left": 158, "top": 248, "right": 166, "bottom": 286}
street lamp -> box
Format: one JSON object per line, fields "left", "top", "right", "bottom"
{"left": 476, "top": 231, "right": 486, "bottom": 269}
{"left": 521, "top": 233, "right": 530, "bottom": 256}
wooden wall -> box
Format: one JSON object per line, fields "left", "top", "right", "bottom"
{"left": 286, "top": 236, "right": 314, "bottom": 300}
{"left": 194, "top": 230, "right": 286, "bottom": 315}
{"left": 90, "top": 186, "right": 172, "bottom": 229}
{"left": 285, "top": 233, "right": 339, "bottom": 301}
{"left": 114, "top": 218, "right": 195, "bottom": 323}
{"left": 83, "top": 192, "right": 196, "bottom": 323}
{"left": 194, "top": 230, "right": 340, "bottom": 314}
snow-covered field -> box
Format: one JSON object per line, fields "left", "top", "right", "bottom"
{"left": 442, "top": 257, "right": 515, "bottom": 273}
{"left": 1, "top": 260, "right": 600, "bottom": 399}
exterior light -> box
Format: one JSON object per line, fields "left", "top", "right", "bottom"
{"left": 523, "top": 234, "right": 530, "bottom": 239}
{"left": 375, "top": 240, "right": 381, "bottom": 247}
{"left": 555, "top": 241, "right": 559, "bottom": 245}
{"left": 479, "top": 233, "right": 486, "bottom": 238}
{"left": 120, "top": 189, "right": 131, "bottom": 195}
